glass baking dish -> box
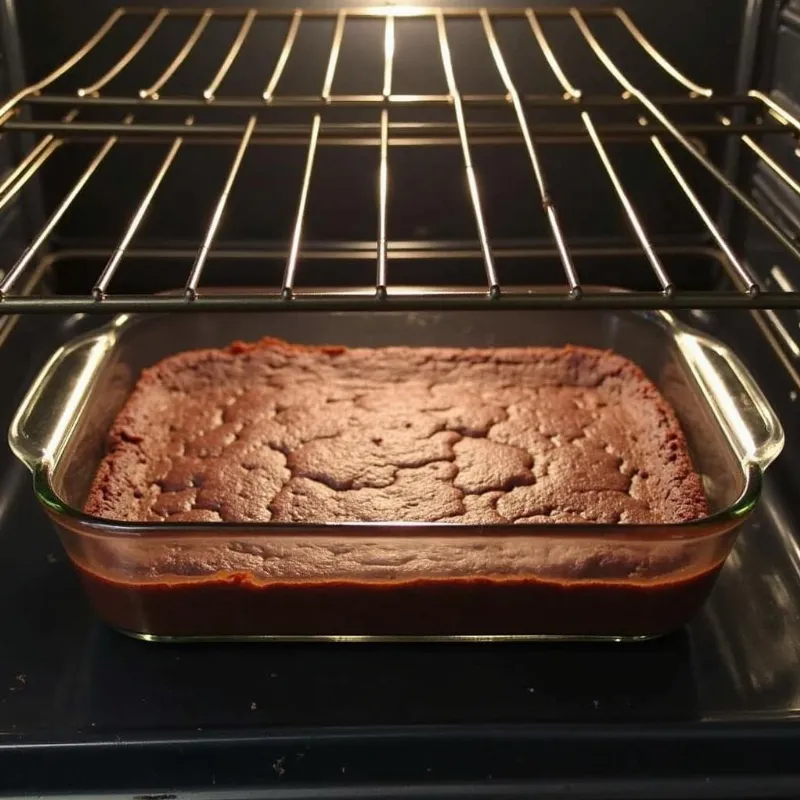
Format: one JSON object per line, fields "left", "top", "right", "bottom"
{"left": 9, "top": 305, "right": 784, "bottom": 642}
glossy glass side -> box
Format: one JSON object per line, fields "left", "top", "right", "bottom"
{"left": 43, "top": 502, "right": 744, "bottom": 640}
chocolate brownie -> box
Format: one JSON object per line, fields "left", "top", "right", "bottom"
{"left": 84, "top": 338, "right": 708, "bottom": 525}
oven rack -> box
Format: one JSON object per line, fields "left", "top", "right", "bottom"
{"left": 0, "top": 6, "right": 798, "bottom": 312}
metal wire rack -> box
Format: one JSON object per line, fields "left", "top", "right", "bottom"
{"left": 0, "top": 5, "right": 799, "bottom": 312}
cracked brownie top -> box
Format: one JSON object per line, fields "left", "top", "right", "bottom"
{"left": 84, "top": 337, "right": 708, "bottom": 525}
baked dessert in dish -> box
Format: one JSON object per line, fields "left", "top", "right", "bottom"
{"left": 85, "top": 338, "right": 707, "bottom": 525}
{"left": 76, "top": 337, "right": 713, "bottom": 638}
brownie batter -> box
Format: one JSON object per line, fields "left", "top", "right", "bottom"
{"left": 77, "top": 338, "right": 713, "bottom": 638}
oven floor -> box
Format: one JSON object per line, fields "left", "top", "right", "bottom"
{"left": 2, "top": 312, "right": 800, "bottom": 798}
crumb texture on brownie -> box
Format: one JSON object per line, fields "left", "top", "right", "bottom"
{"left": 84, "top": 338, "right": 708, "bottom": 525}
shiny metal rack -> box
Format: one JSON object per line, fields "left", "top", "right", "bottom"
{"left": 0, "top": 5, "right": 798, "bottom": 312}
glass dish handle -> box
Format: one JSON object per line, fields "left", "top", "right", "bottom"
{"left": 9, "top": 331, "right": 115, "bottom": 472}
{"left": 676, "top": 329, "right": 785, "bottom": 471}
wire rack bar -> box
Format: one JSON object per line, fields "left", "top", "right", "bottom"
{"left": 283, "top": 114, "right": 322, "bottom": 296}
{"left": 377, "top": 13, "right": 393, "bottom": 294}
{"left": 750, "top": 90, "right": 800, "bottom": 134}
{"left": 582, "top": 112, "right": 672, "bottom": 293}
{"left": 0, "top": 110, "right": 78, "bottom": 211}
{"left": 75, "top": 7, "right": 639, "bottom": 18}
{"left": 383, "top": 14, "right": 395, "bottom": 98}
{"left": 377, "top": 108, "right": 389, "bottom": 294}
{"left": 651, "top": 136, "right": 757, "bottom": 294}
{"left": 263, "top": 10, "right": 303, "bottom": 101}
{"left": 0, "top": 150, "right": 54, "bottom": 216}
{"left": 2, "top": 291, "right": 798, "bottom": 314}
{"left": 742, "top": 135, "right": 800, "bottom": 199}
{"left": 0, "top": 5, "right": 797, "bottom": 314}
{"left": 140, "top": 9, "right": 213, "bottom": 100}
{"left": 771, "top": 265, "right": 797, "bottom": 294}
{"left": 204, "top": 9, "right": 257, "bottom": 101}
{"left": 0, "top": 140, "right": 58, "bottom": 216}
{"left": 94, "top": 123, "right": 190, "bottom": 298}
{"left": 525, "top": 9, "right": 581, "bottom": 100}
{"left": 22, "top": 93, "right": 769, "bottom": 110}
{"left": 4, "top": 244, "right": 796, "bottom": 311}
{"left": 282, "top": 14, "right": 349, "bottom": 293}
{"left": 0, "top": 136, "right": 52, "bottom": 200}
{"left": 611, "top": 8, "right": 712, "bottom": 97}
{"left": 322, "top": 11, "right": 347, "bottom": 101}
{"left": 761, "top": 266, "right": 800, "bottom": 378}
{"left": 436, "top": 11, "right": 498, "bottom": 293}
{"left": 0, "top": 108, "right": 16, "bottom": 131}
{"left": 185, "top": 114, "right": 256, "bottom": 299}
{"left": 4, "top": 119, "right": 780, "bottom": 142}
{"left": 481, "top": 8, "right": 579, "bottom": 295}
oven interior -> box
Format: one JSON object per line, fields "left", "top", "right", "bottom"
{"left": 2, "top": 0, "right": 800, "bottom": 796}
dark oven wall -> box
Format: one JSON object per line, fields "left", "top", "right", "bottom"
{"left": 11, "top": 0, "right": 749, "bottom": 295}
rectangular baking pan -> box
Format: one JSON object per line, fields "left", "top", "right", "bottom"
{"left": 8, "top": 301, "right": 784, "bottom": 642}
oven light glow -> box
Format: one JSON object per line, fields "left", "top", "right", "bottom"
{"left": 366, "top": 5, "right": 426, "bottom": 17}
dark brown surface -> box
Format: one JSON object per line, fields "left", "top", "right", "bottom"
{"left": 84, "top": 338, "right": 707, "bottom": 525}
